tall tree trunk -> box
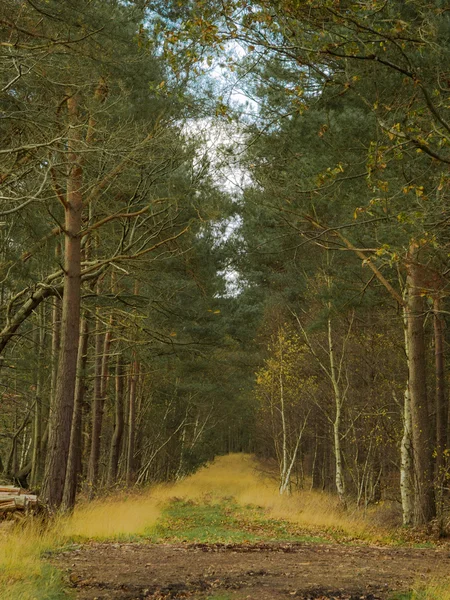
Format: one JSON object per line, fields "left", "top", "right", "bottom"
{"left": 49, "top": 249, "right": 62, "bottom": 410}
{"left": 30, "top": 307, "right": 45, "bottom": 489}
{"left": 30, "top": 391, "right": 42, "bottom": 489}
{"left": 100, "top": 317, "right": 113, "bottom": 399}
{"left": 328, "top": 317, "right": 346, "bottom": 507}
{"left": 277, "top": 330, "right": 307, "bottom": 495}
{"left": 62, "top": 315, "right": 90, "bottom": 511}
{"left": 43, "top": 293, "right": 61, "bottom": 469}
{"left": 87, "top": 285, "right": 114, "bottom": 493}
{"left": 41, "top": 94, "right": 83, "bottom": 510}
{"left": 406, "top": 245, "right": 435, "bottom": 525}
{"left": 310, "top": 431, "right": 320, "bottom": 491}
{"left": 126, "top": 280, "right": 140, "bottom": 486}
{"left": 400, "top": 305, "right": 414, "bottom": 526}
{"left": 86, "top": 312, "right": 104, "bottom": 495}
{"left": 278, "top": 332, "right": 289, "bottom": 493}
{"left": 400, "top": 386, "right": 414, "bottom": 525}
{"left": 126, "top": 359, "right": 139, "bottom": 486}
{"left": 176, "top": 419, "right": 187, "bottom": 481}
{"left": 108, "top": 354, "right": 124, "bottom": 485}
{"left": 433, "top": 296, "right": 446, "bottom": 524}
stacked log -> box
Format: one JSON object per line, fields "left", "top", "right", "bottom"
{"left": 0, "top": 486, "right": 38, "bottom": 516}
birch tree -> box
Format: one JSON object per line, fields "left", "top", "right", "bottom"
{"left": 256, "top": 325, "right": 316, "bottom": 494}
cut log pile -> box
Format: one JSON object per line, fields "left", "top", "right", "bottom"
{"left": 0, "top": 486, "right": 38, "bottom": 516}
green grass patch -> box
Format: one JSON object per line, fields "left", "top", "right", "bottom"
{"left": 389, "top": 584, "right": 450, "bottom": 600}
{"left": 149, "top": 497, "right": 331, "bottom": 544}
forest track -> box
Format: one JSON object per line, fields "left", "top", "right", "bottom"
{"left": 52, "top": 540, "right": 450, "bottom": 599}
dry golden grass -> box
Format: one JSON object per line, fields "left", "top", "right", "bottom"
{"left": 156, "top": 453, "right": 386, "bottom": 541}
{"left": 60, "top": 453, "right": 391, "bottom": 542}
{"left": 0, "top": 493, "right": 162, "bottom": 591}
{"left": 63, "top": 492, "right": 162, "bottom": 540}
{"left": 0, "top": 518, "right": 62, "bottom": 586}
{"left": 62, "top": 454, "right": 267, "bottom": 541}
{"left": 409, "top": 580, "right": 450, "bottom": 600}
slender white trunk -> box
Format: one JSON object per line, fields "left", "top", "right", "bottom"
{"left": 328, "top": 317, "right": 346, "bottom": 506}
{"left": 400, "top": 303, "right": 414, "bottom": 526}
{"left": 279, "top": 334, "right": 288, "bottom": 494}
{"left": 176, "top": 416, "right": 187, "bottom": 480}
{"left": 400, "top": 386, "right": 414, "bottom": 525}
{"left": 279, "top": 416, "right": 309, "bottom": 494}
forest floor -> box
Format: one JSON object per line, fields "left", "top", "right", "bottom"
{"left": 3, "top": 455, "right": 450, "bottom": 600}
{"left": 52, "top": 536, "right": 450, "bottom": 600}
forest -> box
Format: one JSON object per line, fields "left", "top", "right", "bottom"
{"left": 1, "top": 0, "right": 450, "bottom": 570}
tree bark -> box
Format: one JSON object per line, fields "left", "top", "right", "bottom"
{"left": 434, "top": 297, "right": 447, "bottom": 461}
{"left": 433, "top": 296, "right": 446, "bottom": 524}
{"left": 400, "top": 385, "right": 414, "bottom": 526}
{"left": 126, "top": 280, "right": 140, "bottom": 487}
{"left": 278, "top": 332, "right": 289, "bottom": 493}
{"left": 86, "top": 313, "right": 104, "bottom": 495}
{"left": 41, "top": 93, "right": 83, "bottom": 510}
{"left": 30, "top": 307, "right": 45, "bottom": 489}
{"left": 400, "top": 305, "right": 414, "bottom": 526}
{"left": 62, "top": 315, "right": 90, "bottom": 511}
{"left": 406, "top": 245, "right": 435, "bottom": 525}
{"left": 49, "top": 267, "right": 62, "bottom": 415}
{"left": 126, "top": 359, "right": 139, "bottom": 486}
{"left": 108, "top": 354, "right": 124, "bottom": 485}
{"left": 328, "top": 317, "right": 346, "bottom": 507}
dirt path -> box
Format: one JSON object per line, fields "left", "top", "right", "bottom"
{"left": 52, "top": 541, "right": 450, "bottom": 599}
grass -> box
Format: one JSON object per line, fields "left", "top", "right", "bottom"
{"left": 1, "top": 453, "right": 449, "bottom": 599}
{"left": 155, "top": 454, "right": 392, "bottom": 543}
{"left": 0, "top": 564, "right": 68, "bottom": 600}
{"left": 55, "top": 453, "right": 390, "bottom": 544}
{"left": 150, "top": 497, "right": 330, "bottom": 544}
{"left": 61, "top": 490, "right": 162, "bottom": 541}
{"left": 152, "top": 499, "right": 252, "bottom": 543}
{"left": 416, "top": 582, "right": 450, "bottom": 600}
{"left": 0, "top": 519, "right": 69, "bottom": 599}
{"left": 390, "top": 582, "right": 450, "bottom": 600}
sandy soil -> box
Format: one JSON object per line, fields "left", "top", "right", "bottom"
{"left": 52, "top": 540, "right": 450, "bottom": 600}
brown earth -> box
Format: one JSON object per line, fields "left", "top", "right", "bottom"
{"left": 52, "top": 541, "right": 450, "bottom": 600}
